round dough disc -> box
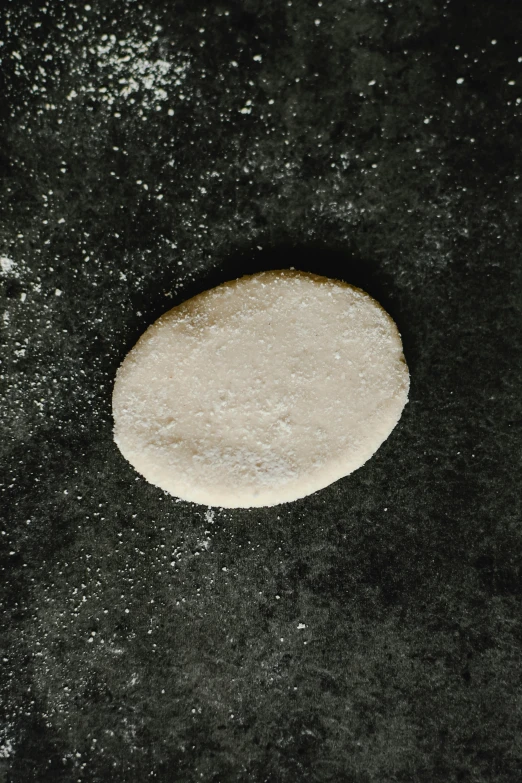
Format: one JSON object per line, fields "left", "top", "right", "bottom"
{"left": 112, "top": 270, "right": 409, "bottom": 508}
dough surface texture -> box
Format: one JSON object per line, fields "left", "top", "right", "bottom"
{"left": 112, "top": 270, "right": 409, "bottom": 507}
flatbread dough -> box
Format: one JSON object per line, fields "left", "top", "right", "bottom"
{"left": 112, "top": 270, "right": 409, "bottom": 507}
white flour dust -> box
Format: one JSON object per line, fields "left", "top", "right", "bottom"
{"left": 66, "top": 31, "right": 190, "bottom": 113}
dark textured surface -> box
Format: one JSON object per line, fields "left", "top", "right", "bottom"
{"left": 1, "top": 1, "right": 522, "bottom": 781}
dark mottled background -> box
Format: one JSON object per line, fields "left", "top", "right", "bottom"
{"left": 1, "top": 0, "right": 522, "bottom": 781}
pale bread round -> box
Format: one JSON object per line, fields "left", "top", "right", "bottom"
{"left": 113, "top": 270, "right": 409, "bottom": 507}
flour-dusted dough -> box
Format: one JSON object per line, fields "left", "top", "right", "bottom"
{"left": 112, "top": 270, "right": 409, "bottom": 507}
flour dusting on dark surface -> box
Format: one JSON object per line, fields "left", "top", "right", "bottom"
{"left": 1, "top": 1, "right": 522, "bottom": 781}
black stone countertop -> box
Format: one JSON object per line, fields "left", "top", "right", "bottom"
{"left": 1, "top": 1, "right": 522, "bottom": 781}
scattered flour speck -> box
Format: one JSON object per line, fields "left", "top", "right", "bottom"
{"left": 0, "top": 256, "right": 17, "bottom": 275}
{"left": 0, "top": 728, "right": 14, "bottom": 759}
